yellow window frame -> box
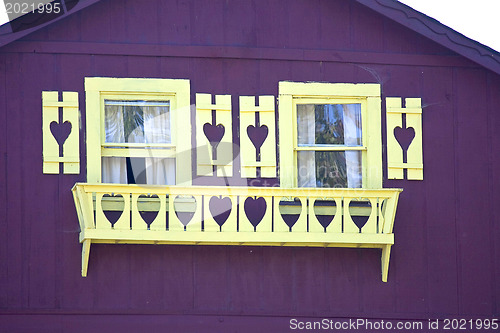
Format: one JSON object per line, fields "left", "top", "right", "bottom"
{"left": 85, "top": 77, "right": 192, "bottom": 186}
{"left": 278, "top": 82, "right": 382, "bottom": 189}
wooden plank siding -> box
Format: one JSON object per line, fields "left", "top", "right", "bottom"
{"left": 0, "top": 0, "right": 498, "bottom": 330}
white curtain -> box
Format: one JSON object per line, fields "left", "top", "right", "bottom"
{"left": 343, "top": 104, "right": 362, "bottom": 188}
{"left": 297, "top": 105, "right": 316, "bottom": 187}
{"left": 102, "top": 105, "right": 127, "bottom": 183}
{"left": 143, "top": 105, "right": 175, "bottom": 185}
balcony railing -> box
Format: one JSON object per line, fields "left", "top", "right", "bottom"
{"left": 72, "top": 183, "right": 402, "bottom": 281}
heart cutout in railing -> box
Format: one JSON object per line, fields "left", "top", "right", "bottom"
{"left": 349, "top": 199, "right": 372, "bottom": 232}
{"left": 394, "top": 126, "right": 415, "bottom": 153}
{"left": 203, "top": 123, "right": 225, "bottom": 148}
{"left": 247, "top": 124, "right": 268, "bottom": 150}
{"left": 279, "top": 197, "right": 302, "bottom": 230}
{"left": 313, "top": 199, "right": 336, "bottom": 229}
{"left": 174, "top": 195, "right": 197, "bottom": 226}
{"left": 50, "top": 120, "right": 72, "bottom": 147}
{"left": 138, "top": 194, "right": 160, "bottom": 228}
{"left": 244, "top": 197, "right": 266, "bottom": 228}
{"left": 209, "top": 196, "right": 232, "bottom": 228}
{"left": 102, "top": 194, "right": 125, "bottom": 227}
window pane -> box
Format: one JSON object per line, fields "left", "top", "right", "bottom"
{"left": 297, "top": 104, "right": 362, "bottom": 145}
{"left": 104, "top": 100, "right": 171, "bottom": 144}
{"left": 297, "top": 151, "right": 362, "bottom": 188}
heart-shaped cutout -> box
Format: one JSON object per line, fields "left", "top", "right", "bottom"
{"left": 203, "top": 123, "right": 225, "bottom": 148}
{"left": 394, "top": 126, "right": 415, "bottom": 153}
{"left": 244, "top": 197, "right": 266, "bottom": 228}
{"left": 50, "top": 120, "right": 72, "bottom": 147}
{"left": 102, "top": 194, "right": 124, "bottom": 227}
{"left": 279, "top": 197, "right": 302, "bottom": 230}
{"left": 247, "top": 124, "right": 269, "bottom": 150}
{"left": 313, "top": 199, "right": 336, "bottom": 229}
{"left": 349, "top": 199, "right": 372, "bottom": 232}
{"left": 138, "top": 194, "right": 160, "bottom": 228}
{"left": 209, "top": 196, "right": 232, "bottom": 228}
{"left": 174, "top": 195, "right": 196, "bottom": 226}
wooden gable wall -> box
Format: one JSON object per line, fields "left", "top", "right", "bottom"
{"left": 0, "top": 0, "right": 498, "bottom": 330}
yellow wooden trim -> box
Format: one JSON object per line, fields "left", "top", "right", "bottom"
{"left": 278, "top": 93, "right": 294, "bottom": 187}
{"left": 101, "top": 143, "right": 176, "bottom": 148}
{"left": 44, "top": 156, "right": 80, "bottom": 161}
{"left": 239, "top": 96, "right": 277, "bottom": 178}
{"left": 101, "top": 148, "right": 176, "bottom": 158}
{"left": 386, "top": 97, "right": 423, "bottom": 180}
{"left": 239, "top": 161, "right": 275, "bottom": 167}
{"left": 74, "top": 182, "right": 402, "bottom": 197}
{"left": 42, "top": 101, "right": 78, "bottom": 108}
{"left": 365, "top": 96, "right": 383, "bottom": 188}
{"left": 195, "top": 93, "right": 233, "bottom": 177}
{"left": 388, "top": 163, "right": 423, "bottom": 169}
{"left": 81, "top": 239, "right": 91, "bottom": 277}
{"left": 81, "top": 229, "right": 394, "bottom": 245}
{"left": 73, "top": 183, "right": 401, "bottom": 281}
{"left": 42, "top": 91, "right": 80, "bottom": 174}
{"left": 279, "top": 82, "right": 381, "bottom": 97}
{"left": 84, "top": 77, "right": 192, "bottom": 185}
{"left": 278, "top": 82, "right": 382, "bottom": 188}
{"left": 387, "top": 108, "right": 422, "bottom": 114}
{"left": 381, "top": 244, "right": 391, "bottom": 282}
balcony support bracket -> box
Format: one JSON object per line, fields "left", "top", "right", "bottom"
{"left": 82, "top": 239, "right": 91, "bottom": 277}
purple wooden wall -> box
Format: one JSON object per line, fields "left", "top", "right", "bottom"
{"left": 0, "top": 0, "right": 498, "bottom": 331}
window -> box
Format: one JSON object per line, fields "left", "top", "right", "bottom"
{"left": 278, "top": 82, "right": 382, "bottom": 189}
{"left": 85, "top": 78, "right": 192, "bottom": 186}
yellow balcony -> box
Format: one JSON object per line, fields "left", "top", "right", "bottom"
{"left": 72, "top": 183, "right": 402, "bottom": 281}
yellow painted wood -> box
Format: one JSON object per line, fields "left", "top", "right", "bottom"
{"left": 101, "top": 148, "right": 176, "bottom": 158}
{"left": 278, "top": 82, "right": 382, "bottom": 189}
{"left": 73, "top": 183, "right": 401, "bottom": 280}
{"left": 382, "top": 191, "right": 400, "bottom": 234}
{"left": 196, "top": 93, "right": 233, "bottom": 177}
{"left": 42, "top": 91, "right": 79, "bottom": 174}
{"left": 278, "top": 92, "right": 294, "bottom": 188}
{"left": 405, "top": 98, "right": 423, "bottom": 180}
{"left": 381, "top": 244, "right": 391, "bottom": 282}
{"left": 386, "top": 97, "right": 423, "bottom": 180}
{"left": 81, "top": 228, "right": 394, "bottom": 245}
{"left": 81, "top": 239, "right": 91, "bottom": 277}
{"left": 239, "top": 96, "right": 276, "bottom": 178}
{"left": 366, "top": 96, "right": 383, "bottom": 188}
{"left": 279, "top": 82, "right": 381, "bottom": 97}
{"left": 84, "top": 78, "right": 192, "bottom": 185}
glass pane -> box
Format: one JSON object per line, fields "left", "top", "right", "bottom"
{"left": 297, "top": 104, "right": 362, "bottom": 145}
{"left": 104, "top": 100, "right": 171, "bottom": 144}
{"left": 297, "top": 151, "right": 362, "bottom": 188}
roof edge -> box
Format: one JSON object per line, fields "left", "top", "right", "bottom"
{"left": 355, "top": 0, "right": 500, "bottom": 75}
{"left": 0, "top": 0, "right": 104, "bottom": 49}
